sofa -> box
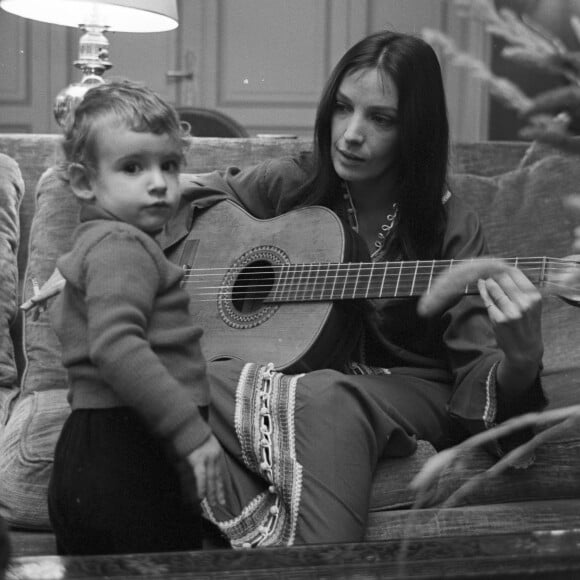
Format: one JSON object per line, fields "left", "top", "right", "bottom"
{"left": 1, "top": 134, "right": 580, "bottom": 559}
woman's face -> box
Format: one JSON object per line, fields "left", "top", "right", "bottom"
{"left": 330, "top": 67, "right": 399, "bottom": 189}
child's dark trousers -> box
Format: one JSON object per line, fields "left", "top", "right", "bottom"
{"left": 48, "top": 407, "right": 203, "bottom": 555}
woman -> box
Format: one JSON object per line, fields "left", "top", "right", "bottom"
{"left": 161, "top": 30, "right": 546, "bottom": 547}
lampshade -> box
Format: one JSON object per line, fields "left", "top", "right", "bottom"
{"left": 0, "top": 0, "right": 178, "bottom": 32}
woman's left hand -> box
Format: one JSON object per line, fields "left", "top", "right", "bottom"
{"left": 477, "top": 268, "right": 543, "bottom": 369}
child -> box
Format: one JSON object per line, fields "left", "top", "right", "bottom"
{"left": 47, "top": 80, "right": 225, "bottom": 555}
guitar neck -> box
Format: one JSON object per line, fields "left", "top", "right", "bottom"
{"left": 267, "top": 257, "right": 550, "bottom": 302}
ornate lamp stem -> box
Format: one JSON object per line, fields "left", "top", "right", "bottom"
{"left": 54, "top": 25, "right": 112, "bottom": 128}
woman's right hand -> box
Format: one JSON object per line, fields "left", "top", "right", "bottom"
{"left": 187, "top": 434, "right": 226, "bottom": 507}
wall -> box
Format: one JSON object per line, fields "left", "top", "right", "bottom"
{"left": 0, "top": 0, "right": 490, "bottom": 141}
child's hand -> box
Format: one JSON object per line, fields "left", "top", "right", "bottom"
{"left": 187, "top": 434, "right": 226, "bottom": 506}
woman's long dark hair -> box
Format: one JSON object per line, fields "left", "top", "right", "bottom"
{"left": 284, "top": 31, "right": 450, "bottom": 260}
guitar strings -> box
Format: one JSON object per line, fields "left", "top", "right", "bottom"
{"left": 181, "top": 260, "right": 578, "bottom": 282}
{"left": 180, "top": 259, "right": 580, "bottom": 272}
{"left": 181, "top": 256, "right": 579, "bottom": 278}
{"left": 179, "top": 257, "right": 580, "bottom": 302}
{"left": 180, "top": 260, "right": 579, "bottom": 275}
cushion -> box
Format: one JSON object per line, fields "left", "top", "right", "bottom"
{"left": 0, "top": 391, "right": 69, "bottom": 529}
{"left": 0, "top": 166, "right": 74, "bottom": 529}
{"left": 0, "top": 154, "right": 24, "bottom": 404}
{"left": 423, "top": 435, "right": 580, "bottom": 508}
{"left": 366, "top": 498, "right": 580, "bottom": 541}
{"left": 370, "top": 441, "right": 437, "bottom": 511}
{"left": 452, "top": 145, "right": 580, "bottom": 259}
{"left": 370, "top": 435, "right": 580, "bottom": 513}
{"left": 450, "top": 144, "right": 580, "bottom": 406}
{"left": 20, "top": 165, "right": 77, "bottom": 395}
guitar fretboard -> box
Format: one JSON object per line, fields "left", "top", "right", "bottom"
{"left": 266, "top": 257, "right": 548, "bottom": 302}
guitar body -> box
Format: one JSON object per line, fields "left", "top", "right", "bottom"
{"left": 172, "top": 200, "right": 366, "bottom": 372}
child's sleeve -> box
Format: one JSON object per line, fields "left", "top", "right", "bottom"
{"left": 83, "top": 232, "right": 211, "bottom": 457}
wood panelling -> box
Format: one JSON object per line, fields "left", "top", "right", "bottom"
{"left": 101, "top": 26, "right": 181, "bottom": 104}
{"left": 193, "top": 0, "right": 370, "bottom": 137}
{"left": 0, "top": 124, "right": 31, "bottom": 133}
{"left": 368, "top": 0, "right": 490, "bottom": 142}
{"left": 8, "top": 528, "right": 580, "bottom": 579}
{"left": 369, "top": 0, "right": 445, "bottom": 35}
{"left": 217, "top": 0, "right": 327, "bottom": 107}
{"left": 440, "top": 0, "right": 490, "bottom": 142}
{"left": 0, "top": 10, "right": 70, "bottom": 134}
{"left": 0, "top": 16, "right": 29, "bottom": 104}
{"left": 0, "top": 0, "right": 491, "bottom": 140}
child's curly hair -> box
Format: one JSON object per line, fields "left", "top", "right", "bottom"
{"left": 61, "top": 79, "right": 189, "bottom": 170}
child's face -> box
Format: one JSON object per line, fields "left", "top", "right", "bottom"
{"left": 87, "top": 123, "right": 182, "bottom": 234}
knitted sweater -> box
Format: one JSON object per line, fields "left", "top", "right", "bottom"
{"left": 51, "top": 205, "right": 211, "bottom": 458}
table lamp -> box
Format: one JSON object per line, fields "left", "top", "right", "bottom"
{"left": 0, "top": 0, "right": 178, "bottom": 126}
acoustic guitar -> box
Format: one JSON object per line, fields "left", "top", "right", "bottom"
{"left": 22, "top": 200, "right": 579, "bottom": 372}
{"left": 168, "top": 200, "right": 580, "bottom": 372}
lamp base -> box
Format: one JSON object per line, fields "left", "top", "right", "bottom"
{"left": 54, "top": 25, "right": 113, "bottom": 128}
{"left": 54, "top": 74, "right": 106, "bottom": 128}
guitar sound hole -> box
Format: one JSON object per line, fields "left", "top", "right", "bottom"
{"left": 232, "top": 260, "right": 275, "bottom": 314}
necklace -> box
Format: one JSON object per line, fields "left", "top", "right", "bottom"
{"left": 342, "top": 183, "right": 398, "bottom": 260}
